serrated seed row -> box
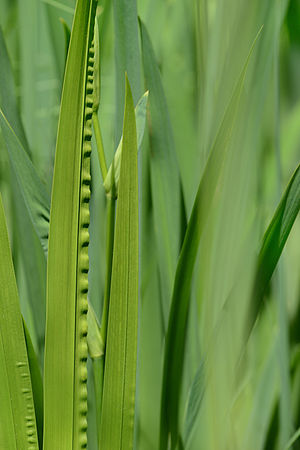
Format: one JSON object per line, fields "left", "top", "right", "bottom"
{"left": 74, "top": 29, "right": 96, "bottom": 448}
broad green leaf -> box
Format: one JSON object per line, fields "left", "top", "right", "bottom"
{"left": 99, "top": 76, "right": 139, "bottom": 449}
{"left": 159, "top": 30, "right": 261, "bottom": 450}
{"left": 249, "top": 163, "right": 300, "bottom": 335}
{"left": 139, "top": 19, "right": 183, "bottom": 329}
{"left": 43, "top": 0, "right": 97, "bottom": 448}
{"left": 103, "top": 90, "right": 149, "bottom": 195}
{"left": 0, "top": 194, "right": 38, "bottom": 449}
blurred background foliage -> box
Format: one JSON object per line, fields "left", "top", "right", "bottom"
{"left": 0, "top": 0, "right": 299, "bottom": 449}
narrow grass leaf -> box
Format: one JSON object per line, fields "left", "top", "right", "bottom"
{"left": 99, "top": 76, "right": 139, "bottom": 450}
{"left": 43, "top": 0, "right": 97, "bottom": 448}
{"left": 0, "top": 195, "right": 38, "bottom": 450}
{"left": 159, "top": 30, "right": 262, "bottom": 450}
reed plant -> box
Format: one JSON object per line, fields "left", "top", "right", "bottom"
{"left": 0, "top": 0, "right": 299, "bottom": 449}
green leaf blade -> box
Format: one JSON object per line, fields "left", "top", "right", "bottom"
{"left": 43, "top": 0, "right": 97, "bottom": 448}
{"left": 100, "top": 75, "right": 139, "bottom": 450}
{"left": 0, "top": 195, "right": 39, "bottom": 450}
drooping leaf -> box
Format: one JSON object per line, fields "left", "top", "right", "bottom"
{"left": 43, "top": 0, "right": 97, "bottom": 448}
{"left": 0, "top": 194, "right": 39, "bottom": 450}
{"left": 99, "top": 76, "right": 139, "bottom": 450}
